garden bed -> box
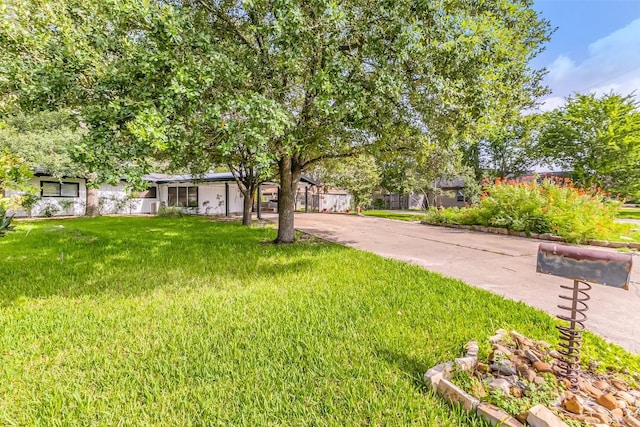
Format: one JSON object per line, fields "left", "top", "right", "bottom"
{"left": 426, "top": 330, "right": 640, "bottom": 426}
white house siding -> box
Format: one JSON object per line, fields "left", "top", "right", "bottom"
{"left": 318, "top": 193, "right": 352, "bottom": 212}
{"left": 12, "top": 176, "right": 87, "bottom": 217}
{"left": 97, "top": 182, "right": 158, "bottom": 215}
{"left": 158, "top": 182, "right": 244, "bottom": 215}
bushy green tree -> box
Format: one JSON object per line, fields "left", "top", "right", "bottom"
{"left": 0, "top": 110, "right": 81, "bottom": 178}
{"left": 311, "top": 155, "right": 380, "bottom": 208}
{"left": 1, "top": 0, "right": 552, "bottom": 242}
{"left": 537, "top": 93, "right": 640, "bottom": 199}
{"left": 0, "top": 151, "right": 34, "bottom": 235}
{"left": 464, "top": 114, "right": 542, "bottom": 180}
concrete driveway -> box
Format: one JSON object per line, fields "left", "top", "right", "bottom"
{"left": 286, "top": 213, "right": 640, "bottom": 354}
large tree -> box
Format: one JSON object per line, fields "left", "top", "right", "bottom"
{"left": 1, "top": 0, "right": 551, "bottom": 242}
{"left": 464, "top": 114, "right": 542, "bottom": 180}
{"left": 537, "top": 92, "right": 640, "bottom": 199}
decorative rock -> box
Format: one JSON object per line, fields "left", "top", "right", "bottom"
{"left": 436, "top": 378, "right": 480, "bottom": 412}
{"left": 591, "top": 412, "right": 610, "bottom": 424}
{"left": 524, "top": 349, "right": 541, "bottom": 363}
{"left": 488, "top": 378, "right": 511, "bottom": 396}
{"left": 489, "top": 329, "right": 507, "bottom": 344}
{"left": 517, "top": 364, "right": 537, "bottom": 383}
{"left": 533, "top": 361, "right": 553, "bottom": 373}
{"left": 490, "top": 361, "right": 517, "bottom": 376}
{"left": 629, "top": 390, "right": 640, "bottom": 399}
{"left": 579, "top": 381, "right": 604, "bottom": 399}
{"left": 455, "top": 356, "right": 477, "bottom": 372}
{"left": 564, "top": 395, "right": 584, "bottom": 414}
{"left": 493, "top": 344, "right": 513, "bottom": 358}
{"left": 527, "top": 404, "right": 569, "bottom": 427}
{"left": 511, "top": 330, "right": 534, "bottom": 349}
{"left": 424, "top": 362, "right": 453, "bottom": 390}
{"left": 476, "top": 402, "right": 524, "bottom": 427}
{"left": 549, "top": 350, "right": 563, "bottom": 359}
{"left": 625, "top": 414, "right": 640, "bottom": 427}
{"left": 594, "top": 380, "right": 610, "bottom": 391}
{"left": 611, "top": 378, "right": 629, "bottom": 391}
{"left": 616, "top": 399, "right": 627, "bottom": 409}
{"left": 610, "top": 407, "right": 624, "bottom": 419}
{"left": 465, "top": 340, "right": 479, "bottom": 358}
{"left": 596, "top": 392, "right": 619, "bottom": 410}
{"left": 616, "top": 390, "right": 635, "bottom": 405}
{"left": 534, "top": 376, "right": 546, "bottom": 385}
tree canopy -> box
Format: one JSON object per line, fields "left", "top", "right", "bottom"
{"left": 0, "top": 110, "right": 82, "bottom": 178}
{"left": 537, "top": 92, "right": 640, "bottom": 199}
{"left": 310, "top": 155, "right": 380, "bottom": 208}
{"left": 1, "top": 0, "right": 552, "bottom": 241}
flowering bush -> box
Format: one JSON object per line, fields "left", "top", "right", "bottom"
{"left": 428, "top": 176, "right": 623, "bottom": 243}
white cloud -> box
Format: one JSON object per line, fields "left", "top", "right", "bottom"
{"left": 538, "top": 96, "right": 565, "bottom": 112}
{"left": 538, "top": 18, "right": 640, "bottom": 111}
{"left": 547, "top": 55, "right": 576, "bottom": 82}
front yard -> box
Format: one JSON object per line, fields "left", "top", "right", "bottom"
{"left": 1, "top": 217, "right": 638, "bottom": 425}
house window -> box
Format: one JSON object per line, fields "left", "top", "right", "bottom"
{"left": 167, "top": 186, "right": 198, "bottom": 207}
{"left": 136, "top": 186, "right": 157, "bottom": 198}
{"left": 41, "top": 181, "right": 80, "bottom": 198}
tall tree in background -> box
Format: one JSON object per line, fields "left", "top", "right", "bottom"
{"left": 464, "top": 114, "right": 542, "bottom": 179}
{"left": 537, "top": 93, "right": 640, "bottom": 199}
{"left": 310, "top": 155, "right": 380, "bottom": 209}
{"left": 380, "top": 142, "right": 479, "bottom": 207}
{"left": 1, "top": 0, "right": 552, "bottom": 242}
{"left": 0, "top": 110, "right": 104, "bottom": 215}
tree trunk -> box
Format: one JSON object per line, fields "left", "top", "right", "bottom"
{"left": 85, "top": 175, "right": 100, "bottom": 217}
{"left": 242, "top": 185, "right": 254, "bottom": 226}
{"left": 276, "top": 155, "right": 300, "bottom": 243}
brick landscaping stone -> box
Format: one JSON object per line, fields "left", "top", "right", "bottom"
{"left": 476, "top": 402, "right": 524, "bottom": 427}
{"left": 436, "top": 378, "right": 480, "bottom": 412}
{"left": 527, "top": 405, "right": 569, "bottom": 427}
{"left": 423, "top": 362, "right": 452, "bottom": 390}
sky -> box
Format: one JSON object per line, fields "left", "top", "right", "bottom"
{"left": 531, "top": 0, "right": 640, "bottom": 111}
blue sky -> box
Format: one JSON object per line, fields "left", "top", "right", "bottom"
{"left": 531, "top": 0, "right": 640, "bottom": 111}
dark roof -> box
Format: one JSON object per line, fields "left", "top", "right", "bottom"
{"left": 144, "top": 172, "right": 318, "bottom": 186}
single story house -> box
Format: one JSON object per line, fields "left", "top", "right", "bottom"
{"left": 11, "top": 172, "right": 320, "bottom": 218}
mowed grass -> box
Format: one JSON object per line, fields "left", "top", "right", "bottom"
{"left": 1, "top": 217, "right": 638, "bottom": 426}
{"left": 361, "top": 210, "right": 430, "bottom": 222}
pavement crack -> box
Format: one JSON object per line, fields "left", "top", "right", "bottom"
{"left": 395, "top": 232, "right": 529, "bottom": 257}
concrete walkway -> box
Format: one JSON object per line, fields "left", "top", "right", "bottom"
{"left": 285, "top": 213, "right": 640, "bottom": 354}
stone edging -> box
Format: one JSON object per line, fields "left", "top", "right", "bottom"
{"left": 423, "top": 340, "right": 567, "bottom": 427}
{"left": 420, "top": 221, "right": 640, "bottom": 250}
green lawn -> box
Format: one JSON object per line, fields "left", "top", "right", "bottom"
{"left": 361, "top": 210, "right": 430, "bottom": 222}
{"left": 1, "top": 217, "right": 638, "bottom": 426}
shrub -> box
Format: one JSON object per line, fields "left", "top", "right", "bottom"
{"left": 0, "top": 206, "right": 14, "bottom": 237}
{"left": 157, "top": 206, "right": 185, "bottom": 218}
{"left": 425, "top": 176, "right": 622, "bottom": 243}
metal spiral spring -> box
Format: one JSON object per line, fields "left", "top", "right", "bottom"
{"left": 556, "top": 279, "right": 591, "bottom": 391}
